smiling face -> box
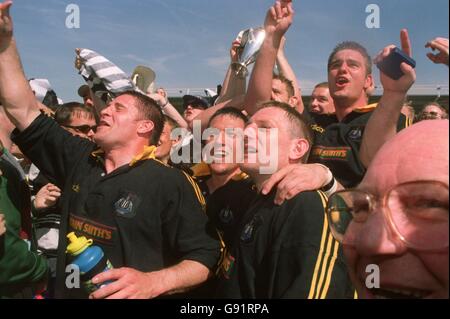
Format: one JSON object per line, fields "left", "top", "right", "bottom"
{"left": 343, "top": 120, "right": 449, "bottom": 299}
{"left": 241, "top": 106, "right": 309, "bottom": 179}
{"left": 310, "top": 86, "right": 335, "bottom": 114}
{"left": 206, "top": 114, "right": 246, "bottom": 176}
{"left": 328, "top": 49, "right": 373, "bottom": 110}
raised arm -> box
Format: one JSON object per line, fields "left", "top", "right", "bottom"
{"left": 0, "top": 1, "right": 40, "bottom": 131}
{"left": 243, "top": 0, "right": 294, "bottom": 116}
{"left": 359, "top": 29, "right": 416, "bottom": 168}
{"left": 193, "top": 94, "right": 245, "bottom": 132}
{"left": 276, "top": 36, "right": 305, "bottom": 113}
{"left": 215, "top": 40, "right": 247, "bottom": 105}
{"left": 148, "top": 90, "right": 188, "bottom": 129}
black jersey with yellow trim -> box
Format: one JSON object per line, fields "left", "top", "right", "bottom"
{"left": 309, "top": 104, "right": 409, "bottom": 188}
{"left": 11, "top": 113, "right": 221, "bottom": 298}
{"left": 216, "top": 190, "right": 354, "bottom": 299}
{"left": 206, "top": 174, "right": 257, "bottom": 250}
{"left": 190, "top": 163, "right": 258, "bottom": 249}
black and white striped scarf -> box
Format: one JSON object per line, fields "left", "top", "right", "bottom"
{"left": 78, "top": 49, "right": 140, "bottom": 104}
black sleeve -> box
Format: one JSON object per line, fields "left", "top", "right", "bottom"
{"left": 11, "top": 114, "right": 95, "bottom": 189}
{"left": 271, "top": 191, "right": 354, "bottom": 299}
{"left": 161, "top": 170, "right": 221, "bottom": 270}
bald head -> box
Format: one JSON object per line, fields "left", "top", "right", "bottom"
{"left": 361, "top": 120, "right": 449, "bottom": 192}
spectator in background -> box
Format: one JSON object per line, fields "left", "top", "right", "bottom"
{"left": 327, "top": 120, "right": 449, "bottom": 299}
{"left": 309, "top": 82, "right": 336, "bottom": 115}
{"left": 54, "top": 102, "right": 97, "bottom": 141}
{"left": 417, "top": 101, "right": 448, "bottom": 121}
{"left": 0, "top": 139, "right": 48, "bottom": 298}
{"left": 155, "top": 116, "right": 181, "bottom": 165}
{"left": 182, "top": 95, "right": 211, "bottom": 130}
{"left": 77, "top": 85, "right": 94, "bottom": 108}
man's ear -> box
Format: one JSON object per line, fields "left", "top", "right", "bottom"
{"left": 364, "top": 74, "right": 374, "bottom": 93}
{"left": 289, "top": 138, "right": 310, "bottom": 162}
{"left": 137, "top": 120, "right": 154, "bottom": 135}
{"left": 289, "top": 95, "right": 299, "bottom": 109}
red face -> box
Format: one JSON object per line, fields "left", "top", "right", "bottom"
{"left": 342, "top": 121, "right": 449, "bottom": 299}
{"left": 94, "top": 95, "right": 142, "bottom": 149}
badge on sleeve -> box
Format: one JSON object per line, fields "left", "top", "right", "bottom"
{"left": 240, "top": 214, "right": 263, "bottom": 243}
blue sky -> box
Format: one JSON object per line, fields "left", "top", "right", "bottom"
{"left": 11, "top": 0, "right": 450, "bottom": 102}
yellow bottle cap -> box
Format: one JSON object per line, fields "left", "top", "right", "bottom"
{"left": 66, "top": 232, "right": 93, "bottom": 256}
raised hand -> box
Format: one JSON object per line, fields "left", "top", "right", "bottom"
{"left": 0, "top": 1, "right": 13, "bottom": 52}
{"left": 264, "top": 0, "right": 294, "bottom": 40}
{"left": 374, "top": 29, "right": 416, "bottom": 95}
{"left": 426, "top": 37, "right": 449, "bottom": 66}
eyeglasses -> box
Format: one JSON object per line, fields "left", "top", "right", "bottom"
{"left": 64, "top": 124, "right": 97, "bottom": 134}
{"left": 419, "top": 111, "right": 444, "bottom": 120}
{"left": 326, "top": 181, "right": 449, "bottom": 252}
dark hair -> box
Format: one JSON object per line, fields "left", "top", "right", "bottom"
{"left": 208, "top": 107, "right": 248, "bottom": 128}
{"left": 273, "top": 73, "right": 295, "bottom": 98}
{"left": 118, "top": 91, "right": 165, "bottom": 145}
{"left": 258, "top": 100, "right": 313, "bottom": 163}
{"left": 314, "top": 82, "right": 329, "bottom": 90}
{"left": 328, "top": 41, "right": 372, "bottom": 76}
{"left": 54, "top": 102, "right": 95, "bottom": 126}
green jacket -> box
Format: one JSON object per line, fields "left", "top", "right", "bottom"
{"left": 0, "top": 147, "right": 47, "bottom": 298}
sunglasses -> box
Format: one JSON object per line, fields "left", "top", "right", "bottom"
{"left": 64, "top": 124, "right": 97, "bottom": 134}
{"left": 184, "top": 103, "right": 207, "bottom": 110}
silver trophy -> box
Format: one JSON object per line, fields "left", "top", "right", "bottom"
{"left": 232, "top": 27, "right": 266, "bottom": 78}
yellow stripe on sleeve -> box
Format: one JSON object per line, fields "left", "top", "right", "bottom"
{"left": 319, "top": 239, "right": 340, "bottom": 299}
{"left": 307, "top": 191, "right": 331, "bottom": 299}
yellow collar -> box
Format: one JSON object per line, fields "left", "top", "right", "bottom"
{"left": 90, "top": 145, "right": 157, "bottom": 167}
{"left": 354, "top": 103, "right": 378, "bottom": 113}
{"left": 129, "top": 145, "right": 157, "bottom": 166}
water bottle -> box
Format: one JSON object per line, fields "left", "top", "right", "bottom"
{"left": 66, "top": 232, "right": 114, "bottom": 293}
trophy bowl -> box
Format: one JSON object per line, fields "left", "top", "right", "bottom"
{"left": 232, "top": 27, "right": 266, "bottom": 78}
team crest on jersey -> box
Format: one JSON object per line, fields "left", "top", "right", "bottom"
{"left": 114, "top": 191, "right": 141, "bottom": 218}
{"left": 348, "top": 127, "right": 362, "bottom": 140}
{"left": 219, "top": 206, "right": 234, "bottom": 225}
{"left": 240, "top": 214, "right": 263, "bottom": 243}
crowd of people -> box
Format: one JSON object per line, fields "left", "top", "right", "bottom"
{"left": 0, "top": 0, "right": 448, "bottom": 299}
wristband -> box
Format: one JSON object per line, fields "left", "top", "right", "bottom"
{"left": 317, "top": 164, "right": 338, "bottom": 197}
{"left": 161, "top": 99, "right": 169, "bottom": 108}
